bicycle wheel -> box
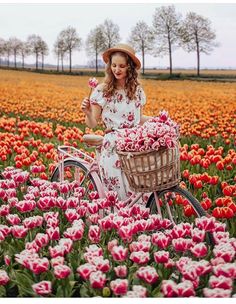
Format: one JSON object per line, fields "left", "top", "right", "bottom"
{"left": 51, "top": 160, "right": 98, "bottom": 198}
{"left": 146, "top": 185, "right": 214, "bottom": 244}
{"left": 146, "top": 185, "right": 207, "bottom": 222}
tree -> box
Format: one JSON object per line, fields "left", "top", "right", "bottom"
{"left": 59, "top": 26, "right": 82, "bottom": 72}
{"left": 19, "top": 41, "right": 31, "bottom": 68}
{"left": 9, "top": 37, "right": 22, "bottom": 68}
{"left": 4, "top": 40, "right": 12, "bottom": 67}
{"left": 128, "top": 21, "right": 155, "bottom": 74}
{"left": 101, "top": 19, "right": 120, "bottom": 49}
{"left": 39, "top": 40, "right": 49, "bottom": 70}
{"left": 179, "top": 12, "right": 218, "bottom": 76}
{"left": 152, "top": 5, "right": 182, "bottom": 75}
{"left": 27, "top": 34, "right": 43, "bottom": 69}
{"left": 86, "top": 25, "right": 106, "bottom": 73}
{"left": 54, "top": 36, "right": 67, "bottom": 72}
{"left": 0, "top": 38, "right": 5, "bottom": 66}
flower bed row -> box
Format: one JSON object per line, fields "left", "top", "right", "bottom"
{"left": 0, "top": 167, "right": 235, "bottom": 297}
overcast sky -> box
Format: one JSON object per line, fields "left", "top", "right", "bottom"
{"left": 0, "top": 1, "right": 236, "bottom": 69}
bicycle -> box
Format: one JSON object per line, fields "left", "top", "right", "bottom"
{"left": 51, "top": 133, "right": 210, "bottom": 228}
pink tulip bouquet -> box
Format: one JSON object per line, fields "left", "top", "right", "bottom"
{"left": 88, "top": 77, "right": 99, "bottom": 98}
{"left": 116, "top": 110, "right": 180, "bottom": 152}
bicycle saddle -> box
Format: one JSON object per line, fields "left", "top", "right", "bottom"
{"left": 82, "top": 134, "right": 104, "bottom": 147}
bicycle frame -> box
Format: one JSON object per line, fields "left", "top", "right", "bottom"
{"left": 57, "top": 145, "right": 105, "bottom": 198}
{"left": 56, "top": 145, "right": 144, "bottom": 209}
{"left": 56, "top": 146, "right": 184, "bottom": 220}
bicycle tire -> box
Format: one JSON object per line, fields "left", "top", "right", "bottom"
{"left": 146, "top": 185, "right": 214, "bottom": 244}
{"left": 51, "top": 159, "right": 98, "bottom": 195}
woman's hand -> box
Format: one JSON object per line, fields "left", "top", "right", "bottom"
{"left": 81, "top": 98, "right": 91, "bottom": 115}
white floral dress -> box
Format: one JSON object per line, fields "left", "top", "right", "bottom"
{"left": 90, "top": 85, "right": 146, "bottom": 200}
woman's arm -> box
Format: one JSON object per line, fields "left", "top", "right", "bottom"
{"left": 85, "top": 104, "right": 102, "bottom": 129}
{"left": 81, "top": 97, "right": 102, "bottom": 128}
{"left": 140, "top": 107, "right": 153, "bottom": 125}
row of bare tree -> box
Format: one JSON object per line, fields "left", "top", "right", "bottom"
{"left": 0, "top": 5, "right": 218, "bottom": 76}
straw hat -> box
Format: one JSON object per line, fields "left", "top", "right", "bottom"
{"left": 102, "top": 43, "right": 141, "bottom": 70}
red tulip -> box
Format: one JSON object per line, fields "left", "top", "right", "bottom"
{"left": 118, "top": 225, "right": 133, "bottom": 242}
{"left": 191, "top": 228, "right": 206, "bottom": 242}
{"left": 107, "top": 239, "right": 119, "bottom": 252}
{"left": 11, "top": 225, "right": 28, "bottom": 238}
{"left": 213, "top": 263, "right": 236, "bottom": 278}
{"left": 46, "top": 226, "right": 60, "bottom": 240}
{"left": 105, "top": 191, "right": 118, "bottom": 206}
{"left": 114, "top": 265, "right": 127, "bottom": 278}
{"left": 154, "top": 251, "right": 169, "bottom": 263}
{"left": 29, "top": 257, "right": 49, "bottom": 275}
{"left": 111, "top": 245, "right": 128, "bottom": 262}
{"left": 6, "top": 214, "right": 21, "bottom": 225}
{"left": 59, "top": 238, "right": 73, "bottom": 255}
{"left": 51, "top": 257, "right": 65, "bottom": 267}
{"left": 32, "top": 281, "right": 52, "bottom": 296}
{"left": 209, "top": 176, "right": 219, "bottom": 185}
{"left": 195, "top": 216, "right": 216, "bottom": 232}
{"left": 0, "top": 203, "right": 11, "bottom": 216}
{"left": 151, "top": 232, "right": 170, "bottom": 249}
{"left": 88, "top": 225, "right": 101, "bottom": 243}
{"left": 161, "top": 280, "right": 178, "bottom": 297}
{"left": 222, "top": 186, "right": 233, "bottom": 196}
{"left": 130, "top": 251, "right": 150, "bottom": 264}
{"left": 54, "top": 265, "right": 71, "bottom": 279}
{"left": 49, "top": 245, "right": 65, "bottom": 258}
{"left": 35, "top": 233, "right": 49, "bottom": 248}
{"left": 203, "top": 288, "right": 231, "bottom": 298}
{"left": 23, "top": 215, "right": 43, "bottom": 229}
{"left": 182, "top": 264, "right": 199, "bottom": 281}
{"left": 89, "top": 271, "right": 106, "bottom": 289}
{"left": 64, "top": 226, "right": 84, "bottom": 241}
{"left": 0, "top": 270, "right": 10, "bottom": 285}
{"left": 201, "top": 198, "right": 212, "bottom": 210}
{"left": 110, "top": 279, "right": 128, "bottom": 296}
{"left": 77, "top": 263, "right": 97, "bottom": 280}
{"left": 136, "top": 266, "right": 159, "bottom": 284}
{"left": 194, "top": 180, "right": 203, "bottom": 189}
{"left": 209, "top": 275, "right": 233, "bottom": 289}
{"left": 190, "top": 243, "right": 208, "bottom": 258}
{"left": 87, "top": 202, "right": 99, "bottom": 214}
{"left": 176, "top": 280, "right": 195, "bottom": 297}
{"left": 91, "top": 257, "right": 110, "bottom": 273}
{"left": 4, "top": 255, "right": 11, "bottom": 266}
{"left": 129, "top": 241, "right": 151, "bottom": 253}
{"left": 65, "top": 209, "right": 80, "bottom": 223}
{"left": 213, "top": 243, "right": 235, "bottom": 262}
{"left": 216, "top": 161, "right": 224, "bottom": 170}
{"left": 172, "top": 238, "right": 193, "bottom": 252}
{"left": 66, "top": 196, "right": 79, "bottom": 209}
{"left": 126, "top": 285, "right": 147, "bottom": 297}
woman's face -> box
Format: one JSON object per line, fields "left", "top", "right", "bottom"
{"left": 111, "top": 53, "right": 128, "bottom": 81}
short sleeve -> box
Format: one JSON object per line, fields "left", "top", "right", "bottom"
{"left": 90, "top": 86, "right": 106, "bottom": 109}
{"left": 137, "top": 86, "right": 146, "bottom": 106}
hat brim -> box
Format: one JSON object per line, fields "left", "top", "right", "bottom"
{"left": 102, "top": 48, "right": 141, "bottom": 70}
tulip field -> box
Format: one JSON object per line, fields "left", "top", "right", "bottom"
{"left": 0, "top": 69, "right": 235, "bottom": 298}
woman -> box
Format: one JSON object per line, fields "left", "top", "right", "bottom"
{"left": 81, "top": 43, "right": 151, "bottom": 200}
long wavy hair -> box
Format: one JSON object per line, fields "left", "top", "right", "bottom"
{"left": 103, "top": 51, "right": 140, "bottom": 100}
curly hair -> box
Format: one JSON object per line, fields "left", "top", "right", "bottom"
{"left": 103, "top": 51, "right": 140, "bottom": 100}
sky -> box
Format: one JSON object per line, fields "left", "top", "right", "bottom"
{"left": 0, "top": 0, "right": 236, "bottom": 69}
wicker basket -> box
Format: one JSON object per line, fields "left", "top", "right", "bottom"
{"left": 117, "top": 146, "right": 181, "bottom": 193}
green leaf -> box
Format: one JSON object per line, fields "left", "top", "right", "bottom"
{"left": 14, "top": 270, "right": 35, "bottom": 297}
{"left": 151, "top": 286, "right": 163, "bottom": 297}
{"left": 0, "top": 286, "right": 6, "bottom": 297}
{"left": 79, "top": 284, "right": 90, "bottom": 297}
{"left": 55, "top": 286, "right": 64, "bottom": 297}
